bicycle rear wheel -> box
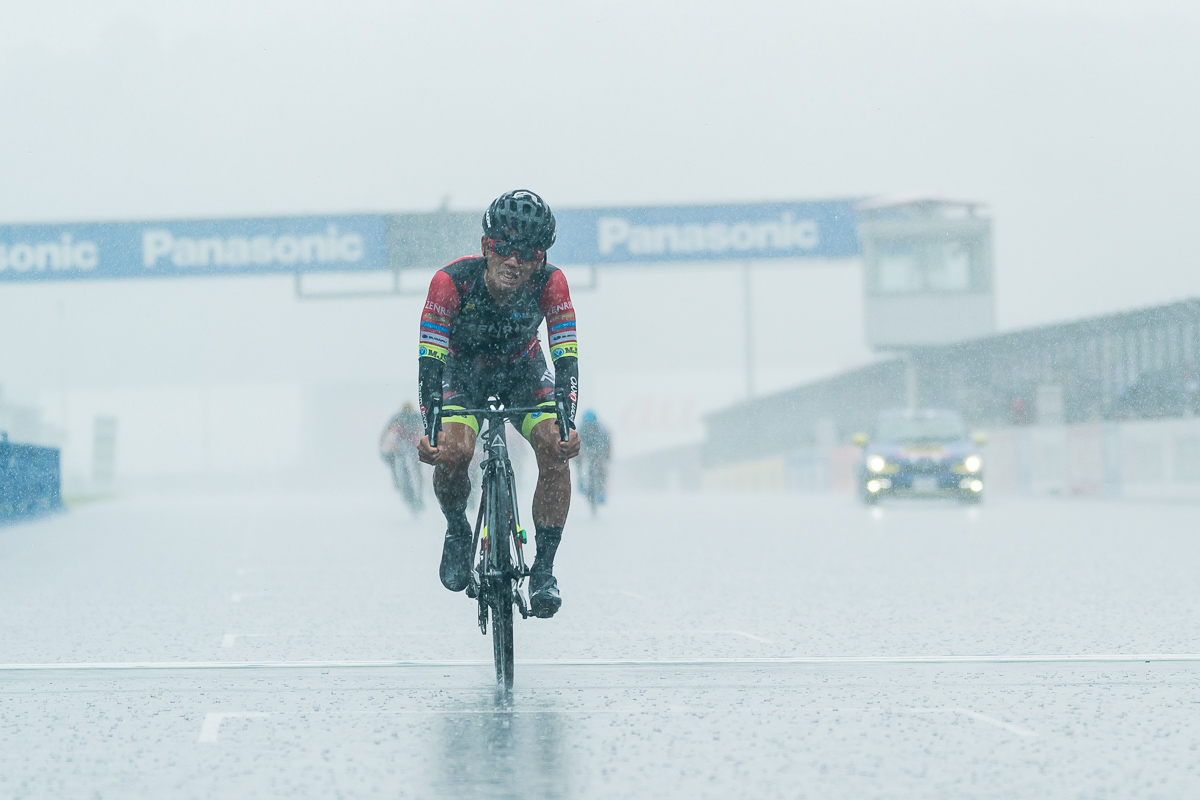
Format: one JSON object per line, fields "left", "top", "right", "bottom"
{"left": 486, "top": 473, "right": 516, "bottom": 689}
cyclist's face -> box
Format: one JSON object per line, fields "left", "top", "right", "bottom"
{"left": 482, "top": 235, "right": 543, "bottom": 292}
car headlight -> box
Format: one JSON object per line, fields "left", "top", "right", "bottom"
{"left": 866, "top": 455, "right": 887, "bottom": 473}
{"left": 963, "top": 455, "right": 982, "bottom": 473}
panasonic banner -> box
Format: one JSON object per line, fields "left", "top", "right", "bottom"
{"left": 0, "top": 214, "right": 387, "bottom": 282}
{"left": 551, "top": 200, "right": 861, "bottom": 265}
{"left": 0, "top": 201, "right": 861, "bottom": 281}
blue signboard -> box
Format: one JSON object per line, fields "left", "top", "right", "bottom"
{"left": 0, "top": 202, "right": 864, "bottom": 281}
{"left": 551, "top": 200, "right": 862, "bottom": 265}
{"left": 0, "top": 214, "right": 388, "bottom": 282}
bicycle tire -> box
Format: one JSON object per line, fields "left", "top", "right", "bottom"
{"left": 486, "top": 471, "right": 516, "bottom": 689}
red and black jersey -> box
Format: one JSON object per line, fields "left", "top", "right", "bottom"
{"left": 418, "top": 256, "right": 577, "bottom": 365}
{"left": 417, "top": 256, "right": 579, "bottom": 432}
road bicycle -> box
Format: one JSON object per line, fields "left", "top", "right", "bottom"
{"left": 429, "top": 397, "right": 569, "bottom": 689}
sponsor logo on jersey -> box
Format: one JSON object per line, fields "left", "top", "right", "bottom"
{"left": 419, "top": 331, "right": 450, "bottom": 348}
{"left": 551, "top": 343, "right": 578, "bottom": 360}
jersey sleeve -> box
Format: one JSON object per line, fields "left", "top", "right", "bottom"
{"left": 418, "top": 270, "right": 460, "bottom": 363}
{"left": 417, "top": 270, "right": 460, "bottom": 434}
{"left": 540, "top": 269, "right": 578, "bottom": 362}
{"left": 540, "top": 268, "right": 579, "bottom": 426}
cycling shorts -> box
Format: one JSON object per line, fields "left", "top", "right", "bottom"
{"left": 441, "top": 348, "right": 557, "bottom": 440}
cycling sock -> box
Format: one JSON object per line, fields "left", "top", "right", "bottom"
{"left": 442, "top": 504, "right": 471, "bottom": 539}
{"left": 532, "top": 525, "right": 563, "bottom": 574}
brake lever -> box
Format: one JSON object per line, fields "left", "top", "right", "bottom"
{"left": 428, "top": 402, "right": 442, "bottom": 448}
{"left": 555, "top": 398, "right": 569, "bottom": 443}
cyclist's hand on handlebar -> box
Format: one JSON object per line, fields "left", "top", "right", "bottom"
{"left": 557, "top": 428, "right": 581, "bottom": 461}
{"left": 417, "top": 435, "right": 439, "bottom": 465}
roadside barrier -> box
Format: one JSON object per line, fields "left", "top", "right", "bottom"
{"left": 0, "top": 433, "right": 63, "bottom": 523}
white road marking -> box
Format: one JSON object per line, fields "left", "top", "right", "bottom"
{"left": 618, "top": 590, "right": 643, "bottom": 600}
{"left": 197, "top": 712, "right": 270, "bottom": 743}
{"left": 585, "top": 629, "right": 774, "bottom": 643}
{"left": 220, "top": 634, "right": 270, "bottom": 648}
{"left": 0, "top": 653, "right": 1196, "bottom": 671}
{"left": 230, "top": 591, "right": 268, "bottom": 602}
{"left": 716, "top": 630, "right": 774, "bottom": 644}
{"left": 903, "top": 707, "right": 1038, "bottom": 738}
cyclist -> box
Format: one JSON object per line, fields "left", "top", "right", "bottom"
{"left": 577, "top": 409, "right": 611, "bottom": 507}
{"left": 416, "top": 189, "right": 580, "bottom": 618}
{"left": 380, "top": 402, "right": 425, "bottom": 513}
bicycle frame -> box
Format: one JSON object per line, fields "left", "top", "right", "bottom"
{"left": 469, "top": 411, "right": 530, "bottom": 619}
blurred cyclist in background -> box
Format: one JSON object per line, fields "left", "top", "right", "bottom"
{"left": 380, "top": 402, "right": 425, "bottom": 515}
{"left": 577, "top": 409, "right": 610, "bottom": 513}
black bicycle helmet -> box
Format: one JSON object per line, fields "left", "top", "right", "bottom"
{"left": 483, "top": 189, "right": 556, "bottom": 250}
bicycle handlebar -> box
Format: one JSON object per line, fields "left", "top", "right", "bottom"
{"left": 428, "top": 403, "right": 570, "bottom": 447}
{"left": 434, "top": 406, "right": 549, "bottom": 417}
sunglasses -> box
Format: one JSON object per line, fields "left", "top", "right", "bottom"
{"left": 487, "top": 238, "right": 544, "bottom": 263}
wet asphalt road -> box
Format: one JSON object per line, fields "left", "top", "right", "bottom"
{"left": 2, "top": 488, "right": 1200, "bottom": 798}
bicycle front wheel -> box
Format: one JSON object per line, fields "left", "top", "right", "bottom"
{"left": 491, "top": 580, "right": 514, "bottom": 689}
{"left": 485, "top": 473, "right": 516, "bottom": 689}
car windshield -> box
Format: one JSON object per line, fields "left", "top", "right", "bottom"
{"left": 873, "top": 415, "right": 967, "bottom": 444}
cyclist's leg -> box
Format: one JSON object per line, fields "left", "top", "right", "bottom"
{"left": 432, "top": 421, "right": 477, "bottom": 590}
{"left": 504, "top": 352, "right": 570, "bottom": 526}
{"left": 525, "top": 418, "right": 568, "bottom": 615}
{"left": 432, "top": 366, "right": 481, "bottom": 520}
{"left": 508, "top": 354, "right": 568, "bottom": 616}
{"left": 431, "top": 421, "right": 477, "bottom": 512}
{"left": 432, "top": 366, "right": 482, "bottom": 591}
{"left": 527, "top": 417, "right": 571, "bottom": 526}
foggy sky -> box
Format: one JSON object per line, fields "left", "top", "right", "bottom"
{"left": 2, "top": 0, "right": 1198, "bottom": 329}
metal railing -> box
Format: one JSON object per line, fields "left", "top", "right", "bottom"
{"left": 704, "top": 298, "right": 1200, "bottom": 468}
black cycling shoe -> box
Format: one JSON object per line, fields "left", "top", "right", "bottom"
{"left": 528, "top": 571, "right": 562, "bottom": 618}
{"left": 439, "top": 526, "right": 474, "bottom": 592}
